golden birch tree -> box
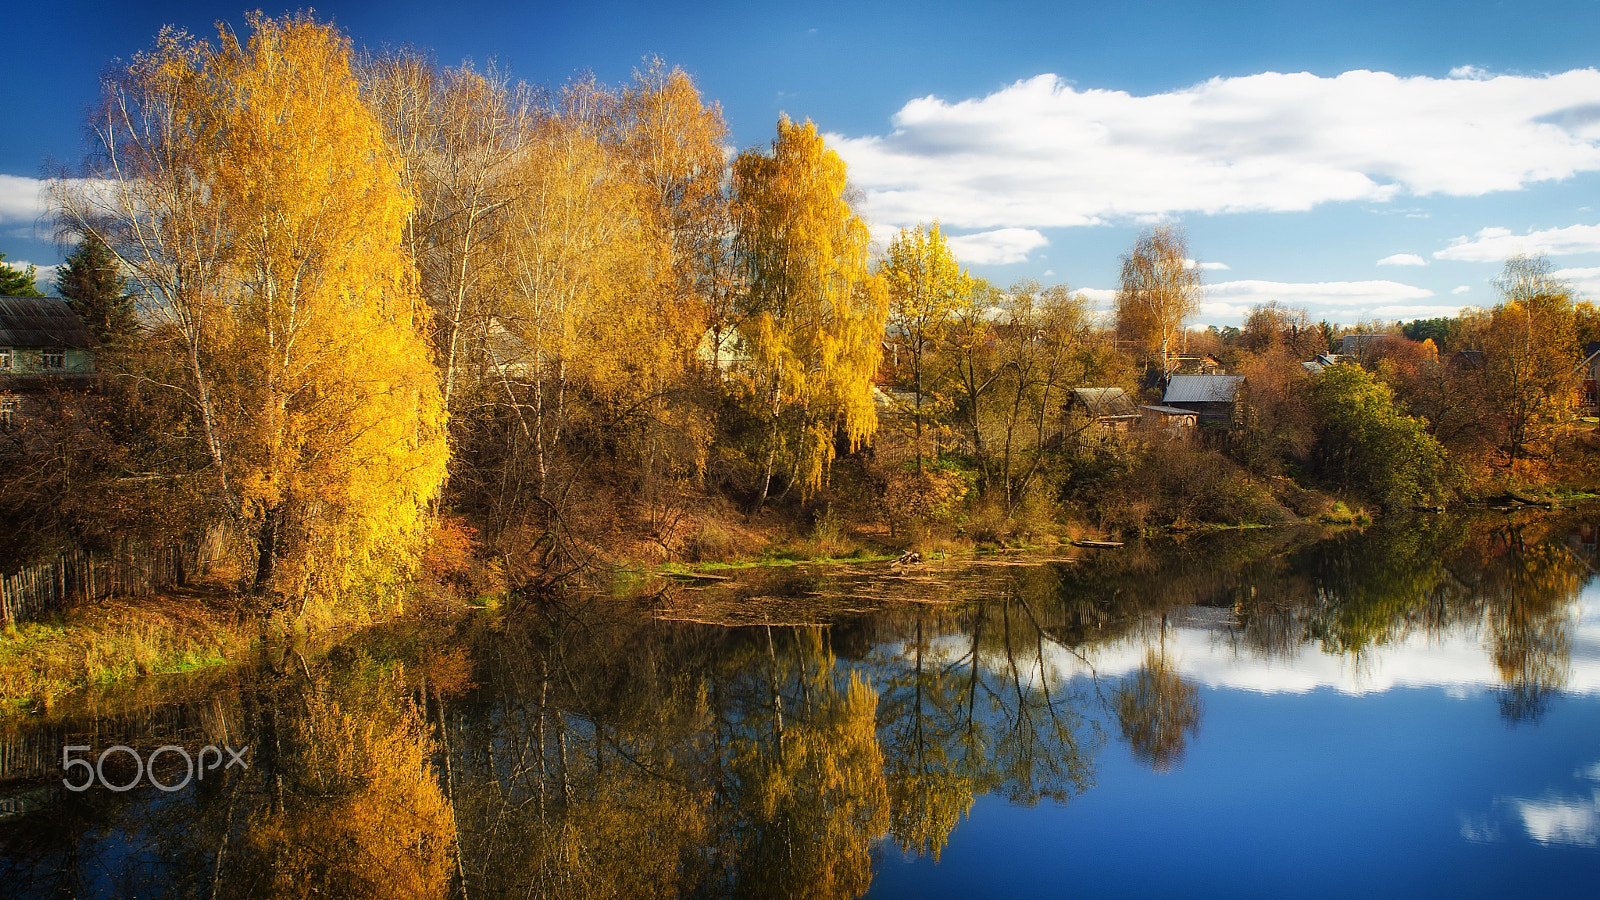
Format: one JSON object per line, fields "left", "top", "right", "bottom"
{"left": 362, "top": 53, "right": 533, "bottom": 425}
{"left": 882, "top": 221, "right": 973, "bottom": 471}
{"left": 55, "top": 15, "right": 447, "bottom": 607}
{"left": 1476, "top": 254, "right": 1578, "bottom": 468}
{"left": 1116, "top": 225, "right": 1201, "bottom": 379}
{"left": 732, "top": 116, "right": 886, "bottom": 509}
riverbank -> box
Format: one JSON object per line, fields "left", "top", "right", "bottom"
{"left": 0, "top": 587, "right": 251, "bottom": 716}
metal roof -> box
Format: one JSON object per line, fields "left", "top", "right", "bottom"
{"left": 0, "top": 296, "right": 94, "bottom": 348}
{"left": 1140, "top": 404, "right": 1197, "bottom": 417}
{"left": 1163, "top": 375, "right": 1243, "bottom": 404}
{"left": 1072, "top": 387, "right": 1138, "bottom": 418}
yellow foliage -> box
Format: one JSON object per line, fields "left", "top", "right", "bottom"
{"left": 734, "top": 117, "right": 887, "bottom": 498}
{"left": 67, "top": 14, "right": 448, "bottom": 609}
{"left": 230, "top": 668, "right": 455, "bottom": 898}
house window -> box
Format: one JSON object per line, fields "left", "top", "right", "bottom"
{"left": 0, "top": 349, "right": 11, "bottom": 371}
{"left": 41, "top": 350, "right": 65, "bottom": 370}
{"left": 0, "top": 396, "right": 15, "bottom": 427}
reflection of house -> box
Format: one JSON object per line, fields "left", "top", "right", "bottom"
{"left": 1069, "top": 387, "right": 1140, "bottom": 432}
{"left": 0, "top": 296, "right": 97, "bottom": 427}
{"left": 1162, "top": 374, "right": 1243, "bottom": 425}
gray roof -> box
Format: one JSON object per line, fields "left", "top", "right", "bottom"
{"left": 1163, "top": 374, "right": 1243, "bottom": 404}
{"left": 1072, "top": 387, "right": 1138, "bottom": 418}
{"left": 1140, "top": 404, "right": 1197, "bottom": 417}
{"left": 0, "top": 296, "right": 94, "bottom": 348}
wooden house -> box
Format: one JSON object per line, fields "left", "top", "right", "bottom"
{"left": 1139, "top": 404, "right": 1198, "bottom": 436}
{"left": 0, "top": 296, "right": 97, "bottom": 427}
{"left": 1579, "top": 342, "right": 1600, "bottom": 417}
{"left": 1161, "top": 374, "right": 1243, "bottom": 425}
{"left": 1069, "top": 387, "right": 1141, "bottom": 432}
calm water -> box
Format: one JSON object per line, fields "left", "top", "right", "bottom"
{"left": 2, "top": 511, "right": 1598, "bottom": 897}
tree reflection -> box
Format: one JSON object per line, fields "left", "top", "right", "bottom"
{"left": 1112, "top": 648, "right": 1201, "bottom": 774}
{"left": 1478, "top": 533, "right": 1580, "bottom": 724}
{"left": 3, "top": 510, "right": 1596, "bottom": 896}
{"left": 879, "top": 613, "right": 973, "bottom": 862}
{"left": 222, "top": 663, "right": 456, "bottom": 899}
{"left": 730, "top": 629, "right": 888, "bottom": 899}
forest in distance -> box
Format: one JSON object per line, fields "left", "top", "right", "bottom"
{"left": 0, "top": 12, "right": 1598, "bottom": 699}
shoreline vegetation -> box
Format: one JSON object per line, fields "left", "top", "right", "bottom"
{"left": 3, "top": 14, "right": 1599, "bottom": 716}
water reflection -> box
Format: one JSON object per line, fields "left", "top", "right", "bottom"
{"left": 0, "top": 644, "right": 455, "bottom": 897}
{"left": 0, "top": 508, "right": 1595, "bottom": 897}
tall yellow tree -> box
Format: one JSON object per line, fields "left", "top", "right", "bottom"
{"left": 362, "top": 53, "right": 532, "bottom": 425}
{"left": 1476, "top": 254, "right": 1578, "bottom": 468}
{"left": 882, "top": 222, "right": 973, "bottom": 471}
{"left": 733, "top": 116, "right": 886, "bottom": 509}
{"left": 1116, "top": 225, "right": 1201, "bottom": 379}
{"left": 56, "top": 15, "right": 447, "bottom": 607}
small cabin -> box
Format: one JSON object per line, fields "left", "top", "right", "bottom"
{"left": 1162, "top": 374, "right": 1243, "bottom": 425}
{"left": 1139, "top": 404, "right": 1198, "bottom": 436}
{"left": 0, "top": 296, "right": 97, "bottom": 427}
{"left": 1069, "top": 387, "right": 1141, "bottom": 432}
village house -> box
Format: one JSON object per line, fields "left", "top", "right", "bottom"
{"left": 1162, "top": 374, "right": 1244, "bottom": 425}
{"left": 0, "top": 296, "right": 98, "bottom": 427}
{"left": 1068, "top": 387, "right": 1141, "bottom": 433}
{"left": 1579, "top": 341, "right": 1600, "bottom": 417}
{"left": 1138, "top": 404, "right": 1198, "bottom": 436}
{"left": 1300, "top": 352, "right": 1348, "bottom": 375}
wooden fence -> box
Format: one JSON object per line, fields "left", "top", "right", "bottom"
{"left": 0, "top": 532, "right": 223, "bottom": 628}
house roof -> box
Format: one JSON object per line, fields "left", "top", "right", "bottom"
{"left": 1072, "top": 387, "right": 1138, "bottom": 419}
{"left": 1163, "top": 374, "right": 1243, "bottom": 404}
{"left": 1140, "top": 404, "right": 1197, "bottom": 417}
{"left": 0, "top": 296, "right": 95, "bottom": 349}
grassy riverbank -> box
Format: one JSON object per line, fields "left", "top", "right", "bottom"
{"left": 0, "top": 589, "right": 251, "bottom": 716}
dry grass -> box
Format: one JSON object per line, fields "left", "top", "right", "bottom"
{"left": 0, "top": 587, "right": 251, "bottom": 714}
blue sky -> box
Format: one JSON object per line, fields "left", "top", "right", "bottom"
{"left": 4, "top": 0, "right": 1600, "bottom": 325}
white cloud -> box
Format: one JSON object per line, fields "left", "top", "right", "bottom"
{"left": 1199, "top": 261, "right": 1230, "bottom": 271}
{"left": 1079, "top": 278, "right": 1445, "bottom": 325}
{"left": 831, "top": 68, "right": 1600, "bottom": 230}
{"left": 1435, "top": 223, "right": 1600, "bottom": 261}
{"left": 944, "top": 227, "right": 1048, "bottom": 265}
{"left": 0, "top": 174, "right": 50, "bottom": 228}
{"left": 1377, "top": 253, "right": 1427, "bottom": 266}
{"left": 1452, "top": 285, "right": 1472, "bottom": 294}
{"left": 1077, "top": 287, "right": 1117, "bottom": 312}
{"left": 1208, "top": 278, "right": 1434, "bottom": 307}
{"left": 1041, "top": 269, "right": 1055, "bottom": 276}
{"left": 1514, "top": 796, "right": 1599, "bottom": 847}
{"left": 1553, "top": 265, "right": 1600, "bottom": 298}
{"left": 1449, "top": 65, "right": 1494, "bottom": 81}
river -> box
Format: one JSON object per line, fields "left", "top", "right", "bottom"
{"left": 2, "top": 509, "right": 1597, "bottom": 897}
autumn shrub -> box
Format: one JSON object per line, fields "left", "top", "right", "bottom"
{"left": 685, "top": 521, "right": 737, "bottom": 563}
{"left": 882, "top": 464, "right": 971, "bottom": 539}
{"left": 1088, "top": 441, "right": 1286, "bottom": 533}
{"left": 414, "top": 517, "right": 506, "bottom": 613}
{"left": 798, "top": 505, "right": 856, "bottom": 558}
